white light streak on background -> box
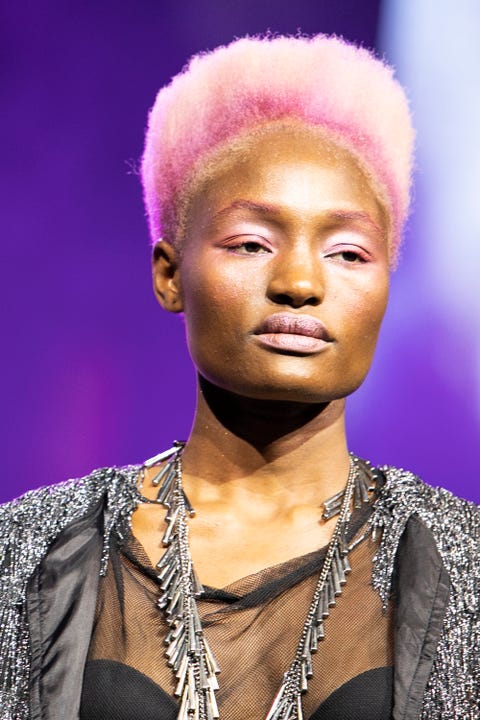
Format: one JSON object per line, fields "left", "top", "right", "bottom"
{"left": 379, "top": 0, "right": 480, "bottom": 414}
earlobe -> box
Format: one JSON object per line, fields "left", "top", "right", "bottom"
{"left": 152, "top": 239, "right": 184, "bottom": 313}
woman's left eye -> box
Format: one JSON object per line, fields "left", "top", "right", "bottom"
{"left": 340, "top": 250, "right": 365, "bottom": 262}
{"left": 327, "top": 248, "right": 367, "bottom": 264}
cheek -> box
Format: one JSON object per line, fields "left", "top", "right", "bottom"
{"left": 329, "top": 269, "right": 388, "bottom": 354}
{"left": 183, "top": 269, "right": 242, "bottom": 321}
{"left": 181, "top": 251, "right": 267, "bottom": 317}
{"left": 346, "top": 287, "right": 389, "bottom": 358}
{"left": 179, "top": 261, "right": 256, "bottom": 361}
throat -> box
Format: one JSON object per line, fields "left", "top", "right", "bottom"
{"left": 195, "top": 374, "right": 345, "bottom": 449}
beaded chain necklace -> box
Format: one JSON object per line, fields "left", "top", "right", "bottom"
{"left": 137, "top": 443, "right": 375, "bottom": 720}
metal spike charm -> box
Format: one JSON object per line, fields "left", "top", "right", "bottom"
{"left": 156, "top": 465, "right": 177, "bottom": 506}
{"left": 322, "top": 460, "right": 374, "bottom": 520}
{"left": 266, "top": 682, "right": 288, "bottom": 720}
{"left": 144, "top": 445, "right": 180, "bottom": 468}
{"left": 322, "top": 489, "right": 344, "bottom": 520}
{"left": 152, "top": 461, "right": 174, "bottom": 487}
{"left": 342, "top": 552, "right": 351, "bottom": 575}
{"left": 334, "top": 547, "right": 347, "bottom": 585}
{"left": 353, "top": 472, "right": 370, "bottom": 508}
{"left": 296, "top": 694, "right": 304, "bottom": 720}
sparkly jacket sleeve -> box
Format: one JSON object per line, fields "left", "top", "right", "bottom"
{"left": 0, "top": 466, "right": 139, "bottom": 720}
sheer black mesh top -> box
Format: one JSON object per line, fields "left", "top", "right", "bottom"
{"left": 80, "top": 474, "right": 394, "bottom": 720}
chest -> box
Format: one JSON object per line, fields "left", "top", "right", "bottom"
{"left": 131, "top": 501, "right": 340, "bottom": 588}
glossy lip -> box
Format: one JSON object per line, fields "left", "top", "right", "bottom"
{"left": 253, "top": 313, "right": 333, "bottom": 354}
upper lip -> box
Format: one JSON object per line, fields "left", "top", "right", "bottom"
{"left": 254, "top": 313, "right": 332, "bottom": 340}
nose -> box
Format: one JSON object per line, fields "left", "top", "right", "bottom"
{"left": 266, "top": 241, "right": 324, "bottom": 308}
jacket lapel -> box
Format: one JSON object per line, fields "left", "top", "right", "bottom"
{"left": 392, "top": 515, "right": 450, "bottom": 720}
{"left": 27, "top": 500, "right": 105, "bottom": 720}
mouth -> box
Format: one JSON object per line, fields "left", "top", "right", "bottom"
{"left": 253, "top": 313, "right": 332, "bottom": 354}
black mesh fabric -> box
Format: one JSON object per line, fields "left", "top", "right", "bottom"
{"left": 81, "top": 473, "right": 393, "bottom": 720}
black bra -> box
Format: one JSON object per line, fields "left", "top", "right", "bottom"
{"left": 80, "top": 660, "right": 393, "bottom": 720}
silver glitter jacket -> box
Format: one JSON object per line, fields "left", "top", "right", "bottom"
{"left": 0, "top": 464, "right": 478, "bottom": 720}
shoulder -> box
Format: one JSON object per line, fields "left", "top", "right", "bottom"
{"left": 368, "top": 466, "right": 480, "bottom": 622}
{"left": 0, "top": 466, "right": 118, "bottom": 528}
{"left": 373, "top": 465, "right": 479, "bottom": 607}
{"left": 379, "top": 464, "right": 479, "bottom": 536}
{"left": 0, "top": 465, "right": 140, "bottom": 585}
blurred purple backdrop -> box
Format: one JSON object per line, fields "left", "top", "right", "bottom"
{"left": 1, "top": 0, "right": 478, "bottom": 503}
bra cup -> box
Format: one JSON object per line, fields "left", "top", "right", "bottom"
{"left": 80, "top": 660, "right": 178, "bottom": 720}
{"left": 309, "top": 667, "right": 393, "bottom": 720}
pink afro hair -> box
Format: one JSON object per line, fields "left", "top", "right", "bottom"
{"left": 141, "top": 34, "right": 414, "bottom": 263}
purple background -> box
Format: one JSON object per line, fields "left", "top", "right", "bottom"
{"left": 2, "top": 1, "right": 478, "bottom": 503}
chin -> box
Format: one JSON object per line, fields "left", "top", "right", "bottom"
{"left": 215, "top": 376, "right": 364, "bottom": 404}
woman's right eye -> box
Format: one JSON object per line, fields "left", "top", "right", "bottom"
{"left": 223, "top": 236, "right": 271, "bottom": 254}
{"left": 234, "top": 241, "right": 268, "bottom": 254}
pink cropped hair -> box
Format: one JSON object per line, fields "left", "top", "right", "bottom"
{"left": 141, "top": 34, "right": 414, "bottom": 264}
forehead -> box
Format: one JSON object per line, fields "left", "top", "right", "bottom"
{"left": 185, "top": 125, "right": 388, "bottom": 235}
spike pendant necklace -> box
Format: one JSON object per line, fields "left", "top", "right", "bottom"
{"left": 139, "top": 443, "right": 373, "bottom": 720}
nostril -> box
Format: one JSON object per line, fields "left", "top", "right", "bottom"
{"left": 274, "top": 293, "right": 294, "bottom": 305}
{"left": 272, "top": 293, "right": 320, "bottom": 308}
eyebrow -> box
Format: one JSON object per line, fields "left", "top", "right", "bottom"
{"left": 212, "top": 200, "right": 384, "bottom": 239}
{"left": 326, "top": 210, "right": 385, "bottom": 239}
{"left": 212, "top": 199, "right": 280, "bottom": 220}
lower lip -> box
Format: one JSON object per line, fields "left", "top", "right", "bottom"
{"left": 255, "top": 333, "right": 330, "bottom": 354}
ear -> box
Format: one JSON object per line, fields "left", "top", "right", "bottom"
{"left": 152, "top": 240, "right": 184, "bottom": 313}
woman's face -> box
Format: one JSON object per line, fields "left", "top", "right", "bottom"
{"left": 158, "top": 128, "right": 390, "bottom": 404}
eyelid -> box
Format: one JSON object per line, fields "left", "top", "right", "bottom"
{"left": 324, "top": 231, "right": 372, "bottom": 254}
{"left": 325, "top": 242, "right": 369, "bottom": 253}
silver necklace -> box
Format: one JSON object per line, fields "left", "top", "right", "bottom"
{"left": 139, "top": 443, "right": 373, "bottom": 720}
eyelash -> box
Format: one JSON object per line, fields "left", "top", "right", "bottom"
{"left": 224, "top": 237, "right": 271, "bottom": 255}
{"left": 326, "top": 248, "right": 368, "bottom": 264}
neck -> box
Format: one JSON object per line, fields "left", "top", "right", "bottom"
{"left": 181, "top": 377, "right": 351, "bottom": 508}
